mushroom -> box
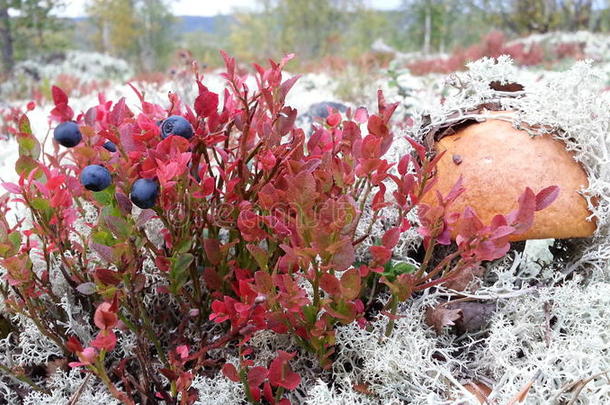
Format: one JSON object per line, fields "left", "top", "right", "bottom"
{"left": 421, "top": 112, "right": 596, "bottom": 241}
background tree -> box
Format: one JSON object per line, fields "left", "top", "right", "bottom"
{"left": 229, "top": 0, "right": 353, "bottom": 61}
{"left": 467, "top": 0, "right": 605, "bottom": 34}
{"left": 137, "top": 0, "right": 175, "bottom": 70}
{"left": 87, "top": 0, "right": 175, "bottom": 71}
{"left": 0, "top": 1, "right": 14, "bottom": 74}
{"left": 0, "top": 0, "right": 69, "bottom": 74}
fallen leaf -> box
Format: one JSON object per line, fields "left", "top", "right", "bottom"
{"left": 507, "top": 370, "right": 541, "bottom": 404}
{"left": 425, "top": 304, "right": 462, "bottom": 334}
{"left": 464, "top": 381, "right": 492, "bottom": 404}
{"left": 353, "top": 383, "right": 374, "bottom": 396}
{"left": 444, "top": 265, "right": 486, "bottom": 292}
{"left": 489, "top": 81, "right": 524, "bottom": 92}
{"left": 448, "top": 302, "right": 497, "bottom": 334}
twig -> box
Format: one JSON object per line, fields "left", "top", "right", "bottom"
{"left": 543, "top": 301, "right": 553, "bottom": 348}
{"left": 0, "top": 362, "right": 51, "bottom": 395}
{"left": 68, "top": 374, "right": 92, "bottom": 405}
{"left": 507, "top": 369, "right": 541, "bottom": 405}
{"left": 553, "top": 369, "right": 610, "bottom": 404}
{"left": 443, "top": 287, "right": 538, "bottom": 301}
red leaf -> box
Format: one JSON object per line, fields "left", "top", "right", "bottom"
{"left": 159, "top": 368, "right": 179, "bottom": 381}
{"left": 372, "top": 184, "right": 389, "bottom": 211}
{"left": 329, "top": 238, "right": 355, "bottom": 271}
{"left": 406, "top": 137, "right": 426, "bottom": 161}
{"left": 382, "top": 227, "right": 400, "bottom": 249}
{"left": 94, "top": 302, "right": 118, "bottom": 330}
{"left": 320, "top": 273, "right": 341, "bottom": 296}
{"left": 397, "top": 155, "right": 410, "bottom": 175}
{"left": 66, "top": 336, "right": 83, "bottom": 353}
{"left": 176, "top": 345, "right": 189, "bottom": 359}
{"left": 155, "top": 256, "right": 171, "bottom": 272}
{"left": 268, "top": 351, "right": 300, "bottom": 390}
{"left": 456, "top": 207, "right": 484, "bottom": 240}
{"left": 222, "top": 363, "right": 240, "bottom": 382}
{"left": 220, "top": 50, "right": 235, "bottom": 77}
{"left": 203, "top": 239, "right": 221, "bottom": 265}
{"left": 247, "top": 366, "right": 269, "bottom": 388}
{"left": 443, "top": 175, "right": 465, "bottom": 206}
{"left": 535, "top": 185, "right": 560, "bottom": 211}
{"left": 195, "top": 85, "right": 219, "bottom": 117}
{"left": 254, "top": 271, "right": 274, "bottom": 295}
{"left": 370, "top": 245, "right": 391, "bottom": 265}
{"left": 354, "top": 107, "right": 368, "bottom": 124}
{"left": 367, "top": 115, "right": 387, "bottom": 137}
{"left": 361, "top": 135, "right": 381, "bottom": 158}
{"left": 509, "top": 187, "right": 536, "bottom": 234}
{"left": 94, "top": 268, "right": 121, "bottom": 286}
{"left": 51, "top": 85, "right": 68, "bottom": 105}
{"left": 2, "top": 182, "right": 21, "bottom": 194}
{"left": 280, "top": 75, "right": 300, "bottom": 101}
{"left": 326, "top": 112, "right": 341, "bottom": 127}
{"left": 109, "top": 97, "right": 128, "bottom": 126}
{"left": 91, "top": 330, "right": 117, "bottom": 351}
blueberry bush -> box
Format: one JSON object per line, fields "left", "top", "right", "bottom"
{"left": 0, "top": 52, "right": 557, "bottom": 404}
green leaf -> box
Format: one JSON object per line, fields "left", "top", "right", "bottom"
{"left": 93, "top": 185, "right": 116, "bottom": 206}
{"left": 382, "top": 261, "right": 417, "bottom": 282}
{"left": 340, "top": 268, "right": 360, "bottom": 301}
{"left": 18, "top": 114, "right": 31, "bottom": 135}
{"left": 103, "top": 215, "right": 130, "bottom": 240}
{"left": 7, "top": 232, "right": 21, "bottom": 251}
{"left": 302, "top": 305, "right": 318, "bottom": 325}
{"left": 101, "top": 205, "right": 121, "bottom": 218}
{"left": 91, "top": 230, "right": 116, "bottom": 246}
{"left": 17, "top": 136, "right": 41, "bottom": 160}
{"left": 247, "top": 244, "right": 268, "bottom": 271}
{"left": 170, "top": 253, "right": 194, "bottom": 294}
{"left": 30, "top": 197, "right": 50, "bottom": 211}
{"left": 15, "top": 156, "right": 38, "bottom": 177}
{"left": 175, "top": 239, "right": 192, "bottom": 254}
{"left": 393, "top": 262, "right": 417, "bottom": 274}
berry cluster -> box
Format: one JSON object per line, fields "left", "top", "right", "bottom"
{"left": 53, "top": 115, "right": 193, "bottom": 209}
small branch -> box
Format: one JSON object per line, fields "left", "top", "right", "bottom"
{"left": 554, "top": 369, "right": 610, "bottom": 405}
{"left": 0, "top": 362, "right": 51, "bottom": 395}
{"left": 68, "top": 374, "right": 92, "bottom": 405}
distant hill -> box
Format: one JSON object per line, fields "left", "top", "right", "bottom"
{"left": 175, "top": 15, "right": 233, "bottom": 34}
{"left": 69, "top": 15, "right": 232, "bottom": 35}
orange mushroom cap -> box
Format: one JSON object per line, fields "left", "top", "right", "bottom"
{"left": 421, "top": 116, "right": 596, "bottom": 241}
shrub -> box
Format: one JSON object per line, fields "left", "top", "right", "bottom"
{"left": 407, "top": 31, "right": 545, "bottom": 76}
{"left": 0, "top": 52, "right": 554, "bottom": 404}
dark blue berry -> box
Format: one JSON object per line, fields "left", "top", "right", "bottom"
{"left": 53, "top": 121, "right": 82, "bottom": 148}
{"left": 160, "top": 115, "right": 193, "bottom": 140}
{"left": 307, "top": 101, "right": 347, "bottom": 119}
{"left": 80, "top": 165, "right": 112, "bottom": 192}
{"left": 130, "top": 178, "right": 159, "bottom": 209}
{"left": 103, "top": 141, "right": 117, "bottom": 152}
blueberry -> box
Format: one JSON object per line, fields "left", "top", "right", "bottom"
{"left": 307, "top": 101, "right": 347, "bottom": 119}
{"left": 53, "top": 121, "right": 82, "bottom": 148}
{"left": 130, "top": 178, "right": 159, "bottom": 209}
{"left": 160, "top": 115, "right": 193, "bottom": 140}
{"left": 80, "top": 165, "right": 112, "bottom": 192}
{"left": 103, "top": 141, "right": 117, "bottom": 152}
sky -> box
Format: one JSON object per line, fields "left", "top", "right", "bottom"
{"left": 59, "top": 0, "right": 403, "bottom": 18}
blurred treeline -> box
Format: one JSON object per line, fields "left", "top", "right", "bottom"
{"left": 0, "top": 0, "right": 608, "bottom": 74}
